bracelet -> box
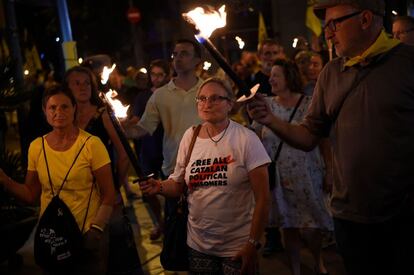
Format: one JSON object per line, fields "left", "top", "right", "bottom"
{"left": 158, "top": 181, "right": 163, "bottom": 194}
{"left": 90, "top": 224, "right": 104, "bottom": 233}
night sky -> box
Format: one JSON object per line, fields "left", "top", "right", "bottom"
{"left": 10, "top": 0, "right": 411, "bottom": 77}
{"left": 13, "top": 0, "right": 268, "bottom": 77}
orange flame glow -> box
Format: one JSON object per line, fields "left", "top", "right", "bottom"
{"left": 101, "top": 64, "right": 117, "bottom": 85}
{"left": 104, "top": 89, "right": 129, "bottom": 118}
{"left": 182, "top": 5, "right": 226, "bottom": 38}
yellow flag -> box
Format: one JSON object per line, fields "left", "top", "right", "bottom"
{"left": 24, "top": 45, "right": 42, "bottom": 72}
{"left": 258, "top": 12, "right": 268, "bottom": 44}
{"left": 306, "top": 1, "right": 322, "bottom": 37}
{"left": 0, "top": 37, "right": 9, "bottom": 61}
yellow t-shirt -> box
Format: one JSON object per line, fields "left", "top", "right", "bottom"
{"left": 28, "top": 129, "right": 111, "bottom": 232}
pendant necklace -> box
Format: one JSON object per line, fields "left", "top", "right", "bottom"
{"left": 206, "top": 121, "right": 230, "bottom": 146}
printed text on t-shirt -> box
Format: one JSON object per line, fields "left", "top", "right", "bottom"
{"left": 188, "top": 155, "right": 235, "bottom": 190}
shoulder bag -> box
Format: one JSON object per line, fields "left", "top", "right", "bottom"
{"left": 268, "top": 95, "right": 304, "bottom": 190}
{"left": 160, "top": 124, "right": 201, "bottom": 271}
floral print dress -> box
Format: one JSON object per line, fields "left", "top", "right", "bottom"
{"left": 259, "top": 95, "right": 333, "bottom": 230}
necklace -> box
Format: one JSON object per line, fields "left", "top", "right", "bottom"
{"left": 206, "top": 121, "right": 230, "bottom": 146}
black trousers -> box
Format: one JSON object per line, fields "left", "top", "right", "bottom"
{"left": 333, "top": 208, "right": 414, "bottom": 275}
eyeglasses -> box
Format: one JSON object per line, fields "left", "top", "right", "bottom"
{"left": 196, "top": 95, "right": 230, "bottom": 104}
{"left": 323, "top": 11, "right": 363, "bottom": 33}
{"left": 393, "top": 28, "right": 414, "bottom": 39}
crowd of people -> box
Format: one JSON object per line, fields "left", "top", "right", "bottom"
{"left": 1, "top": 0, "right": 414, "bottom": 274}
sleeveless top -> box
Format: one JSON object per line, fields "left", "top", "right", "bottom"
{"left": 84, "top": 106, "right": 118, "bottom": 189}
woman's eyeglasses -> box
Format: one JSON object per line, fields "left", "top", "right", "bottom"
{"left": 196, "top": 95, "right": 230, "bottom": 104}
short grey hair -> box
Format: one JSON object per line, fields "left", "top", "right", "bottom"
{"left": 198, "top": 77, "right": 235, "bottom": 101}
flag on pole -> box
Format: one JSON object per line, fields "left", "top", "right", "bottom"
{"left": 306, "top": 0, "right": 322, "bottom": 37}
{"left": 258, "top": 12, "right": 268, "bottom": 44}
{"left": 24, "top": 45, "right": 42, "bottom": 72}
{"left": 0, "top": 36, "right": 9, "bottom": 61}
{"left": 23, "top": 29, "right": 42, "bottom": 73}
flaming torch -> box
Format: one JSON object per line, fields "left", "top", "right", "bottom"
{"left": 99, "top": 68, "right": 147, "bottom": 180}
{"left": 183, "top": 5, "right": 258, "bottom": 101}
{"left": 101, "top": 64, "right": 117, "bottom": 85}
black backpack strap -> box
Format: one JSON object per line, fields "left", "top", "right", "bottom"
{"left": 57, "top": 136, "right": 92, "bottom": 195}
{"left": 80, "top": 179, "right": 95, "bottom": 233}
{"left": 42, "top": 134, "right": 96, "bottom": 234}
{"left": 42, "top": 137, "right": 55, "bottom": 197}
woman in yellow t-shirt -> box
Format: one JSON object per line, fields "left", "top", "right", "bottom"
{"left": 0, "top": 85, "right": 115, "bottom": 273}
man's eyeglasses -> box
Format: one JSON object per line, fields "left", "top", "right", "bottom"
{"left": 323, "top": 11, "right": 363, "bottom": 33}
{"left": 196, "top": 95, "right": 230, "bottom": 104}
{"left": 393, "top": 28, "right": 414, "bottom": 39}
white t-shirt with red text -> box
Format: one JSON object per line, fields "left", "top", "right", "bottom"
{"left": 169, "top": 120, "right": 270, "bottom": 257}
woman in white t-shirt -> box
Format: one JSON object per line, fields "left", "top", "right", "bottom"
{"left": 140, "top": 77, "right": 271, "bottom": 274}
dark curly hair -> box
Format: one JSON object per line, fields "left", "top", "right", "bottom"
{"left": 273, "top": 58, "right": 303, "bottom": 93}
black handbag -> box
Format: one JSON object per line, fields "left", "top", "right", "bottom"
{"left": 160, "top": 125, "right": 201, "bottom": 271}
{"left": 268, "top": 95, "right": 304, "bottom": 190}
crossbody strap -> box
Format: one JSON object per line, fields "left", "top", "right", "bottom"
{"left": 273, "top": 94, "right": 305, "bottom": 162}
{"left": 42, "top": 137, "right": 55, "bottom": 196}
{"left": 42, "top": 135, "right": 94, "bottom": 233}
{"left": 185, "top": 125, "right": 202, "bottom": 167}
{"left": 57, "top": 136, "right": 92, "bottom": 195}
{"left": 42, "top": 135, "right": 92, "bottom": 196}
{"left": 80, "top": 179, "right": 95, "bottom": 233}
{"left": 182, "top": 124, "right": 202, "bottom": 196}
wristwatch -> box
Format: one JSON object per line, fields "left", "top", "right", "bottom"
{"left": 248, "top": 238, "right": 262, "bottom": 250}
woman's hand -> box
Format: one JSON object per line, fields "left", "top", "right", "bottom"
{"left": 139, "top": 178, "right": 161, "bottom": 196}
{"left": 232, "top": 243, "right": 258, "bottom": 275}
{"left": 83, "top": 228, "right": 104, "bottom": 252}
{"left": 247, "top": 93, "right": 274, "bottom": 126}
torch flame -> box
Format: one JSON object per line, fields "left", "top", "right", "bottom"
{"left": 235, "top": 36, "right": 245, "bottom": 49}
{"left": 104, "top": 89, "right": 129, "bottom": 118}
{"left": 203, "top": 61, "right": 212, "bottom": 71}
{"left": 101, "top": 64, "right": 117, "bottom": 85}
{"left": 183, "top": 5, "right": 226, "bottom": 39}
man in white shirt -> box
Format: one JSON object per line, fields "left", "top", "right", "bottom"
{"left": 125, "top": 39, "right": 203, "bottom": 177}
